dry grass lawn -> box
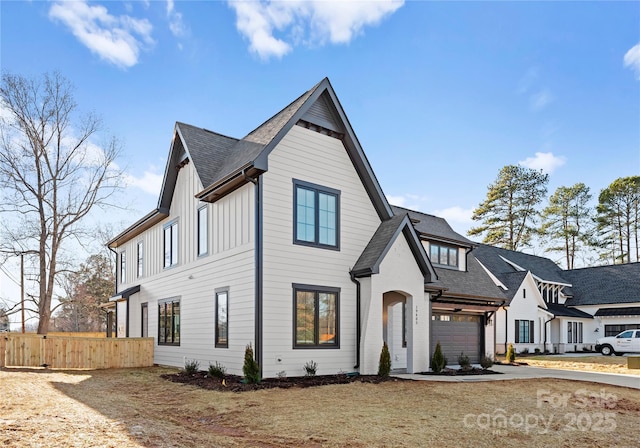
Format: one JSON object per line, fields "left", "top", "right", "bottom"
{"left": 2, "top": 366, "right": 640, "bottom": 447}
{"left": 515, "top": 355, "right": 640, "bottom": 375}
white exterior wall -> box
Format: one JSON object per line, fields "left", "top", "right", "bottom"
{"left": 261, "top": 125, "right": 383, "bottom": 378}
{"left": 363, "top": 236, "right": 428, "bottom": 374}
{"left": 115, "top": 161, "right": 255, "bottom": 375}
{"left": 484, "top": 315, "right": 495, "bottom": 359}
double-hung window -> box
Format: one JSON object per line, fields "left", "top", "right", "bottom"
{"left": 515, "top": 319, "right": 534, "bottom": 343}
{"left": 158, "top": 298, "right": 180, "bottom": 345}
{"left": 163, "top": 220, "right": 178, "bottom": 268}
{"left": 119, "top": 251, "right": 126, "bottom": 283}
{"left": 294, "top": 284, "right": 339, "bottom": 348}
{"left": 197, "top": 206, "right": 208, "bottom": 257}
{"left": 215, "top": 290, "right": 228, "bottom": 348}
{"left": 294, "top": 180, "right": 340, "bottom": 249}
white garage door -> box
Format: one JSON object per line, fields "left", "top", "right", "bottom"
{"left": 431, "top": 313, "right": 482, "bottom": 364}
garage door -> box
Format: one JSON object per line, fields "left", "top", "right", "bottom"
{"left": 431, "top": 313, "right": 482, "bottom": 364}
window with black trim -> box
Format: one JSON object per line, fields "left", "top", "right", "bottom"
{"left": 119, "top": 251, "right": 126, "bottom": 283}
{"left": 215, "top": 290, "right": 228, "bottom": 348}
{"left": 163, "top": 220, "right": 178, "bottom": 268}
{"left": 197, "top": 206, "right": 208, "bottom": 257}
{"left": 294, "top": 284, "right": 339, "bottom": 348}
{"left": 158, "top": 298, "right": 180, "bottom": 345}
{"left": 429, "top": 243, "right": 458, "bottom": 268}
{"left": 293, "top": 180, "right": 339, "bottom": 249}
{"left": 567, "top": 321, "right": 583, "bottom": 343}
{"left": 515, "top": 319, "right": 534, "bottom": 343}
{"left": 136, "top": 241, "right": 144, "bottom": 278}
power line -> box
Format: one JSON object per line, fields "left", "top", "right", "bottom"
{"left": 0, "top": 263, "right": 21, "bottom": 287}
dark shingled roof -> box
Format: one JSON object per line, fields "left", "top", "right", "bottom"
{"left": 391, "top": 206, "right": 473, "bottom": 246}
{"left": 472, "top": 244, "right": 570, "bottom": 286}
{"left": 595, "top": 306, "right": 640, "bottom": 317}
{"left": 498, "top": 271, "right": 529, "bottom": 299}
{"left": 434, "top": 256, "right": 508, "bottom": 302}
{"left": 545, "top": 302, "right": 593, "bottom": 319}
{"left": 352, "top": 214, "right": 440, "bottom": 286}
{"left": 563, "top": 263, "right": 640, "bottom": 306}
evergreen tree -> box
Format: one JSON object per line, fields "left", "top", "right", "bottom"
{"left": 469, "top": 165, "right": 548, "bottom": 250}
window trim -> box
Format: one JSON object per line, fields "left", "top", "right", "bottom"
{"left": 197, "top": 205, "right": 208, "bottom": 257}
{"left": 141, "top": 302, "right": 148, "bottom": 338}
{"left": 215, "top": 288, "right": 229, "bottom": 348}
{"left": 292, "top": 283, "right": 340, "bottom": 349}
{"left": 515, "top": 319, "right": 534, "bottom": 343}
{"left": 293, "top": 179, "right": 340, "bottom": 250}
{"left": 163, "top": 220, "right": 179, "bottom": 269}
{"left": 136, "top": 241, "right": 144, "bottom": 278}
{"left": 429, "top": 243, "right": 459, "bottom": 268}
{"left": 119, "top": 251, "right": 126, "bottom": 284}
{"left": 158, "top": 298, "right": 180, "bottom": 346}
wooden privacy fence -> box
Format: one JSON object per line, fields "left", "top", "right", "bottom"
{"left": 0, "top": 334, "right": 153, "bottom": 369}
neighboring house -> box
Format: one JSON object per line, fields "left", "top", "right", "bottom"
{"left": 563, "top": 263, "right": 640, "bottom": 338}
{"left": 472, "top": 246, "right": 640, "bottom": 354}
{"left": 107, "top": 78, "right": 441, "bottom": 377}
{"left": 393, "top": 207, "right": 508, "bottom": 364}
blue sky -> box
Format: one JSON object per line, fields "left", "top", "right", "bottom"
{"left": 1, "top": 1, "right": 639, "bottom": 314}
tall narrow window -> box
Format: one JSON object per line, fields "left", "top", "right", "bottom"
{"left": 293, "top": 180, "right": 340, "bottom": 249}
{"left": 158, "top": 298, "right": 180, "bottom": 345}
{"left": 197, "top": 206, "right": 208, "bottom": 256}
{"left": 215, "top": 290, "right": 228, "bottom": 348}
{"left": 294, "top": 284, "right": 339, "bottom": 348}
{"left": 164, "top": 221, "right": 178, "bottom": 268}
{"left": 141, "top": 303, "right": 148, "bottom": 337}
{"left": 136, "top": 241, "right": 144, "bottom": 278}
{"left": 515, "top": 320, "right": 534, "bottom": 343}
{"left": 119, "top": 251, "right": 126, "bottom": 283}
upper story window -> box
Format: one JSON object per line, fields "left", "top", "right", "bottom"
{"left": 136, "top": 241, "right": 144, "bottom": 278}
{"left": 429, "top": 243, "right": 458, "bottom": 268}
{"left": 197, "top": 206, "right": 208, "bottom": 257}
{"left": 164, "top": 220, "right": 178, "bottom": 268}
{"left": 293, "top": 179, "right": 340, "bottom": 250}
{"left": 119, "top": 251, "right": 126, "bottom": 283}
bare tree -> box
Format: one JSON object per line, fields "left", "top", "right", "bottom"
{"left": 0, "top": 72, "right": 123, "bottom": 334}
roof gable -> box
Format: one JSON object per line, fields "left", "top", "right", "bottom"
{"left": 351, "top": 214, "right": 438, "bottom": 285}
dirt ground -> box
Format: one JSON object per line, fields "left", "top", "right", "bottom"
{"left": 2, "top": 366, "right": 640, "bottom": 448}
{"left": 511, "top": 355, "right": 640, "bottom": 375}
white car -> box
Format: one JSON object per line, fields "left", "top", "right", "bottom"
{"left": 596, "top": 329, "right": 640, "bottom": 356}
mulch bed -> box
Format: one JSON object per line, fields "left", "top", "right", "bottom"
{"left": 419, "top": 367, "right": 503, "bottom": 376}
{"left": 161, "top": 371, "right": 405, "bottom": 392}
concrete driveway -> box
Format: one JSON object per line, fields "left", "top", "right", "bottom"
{"left": 396, "top": 364, "right": 640, "bottom": 389}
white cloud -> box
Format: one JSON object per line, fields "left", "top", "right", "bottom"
{"left": 228, "top": 0, "right": 404, "bottom": 60}
{"left": 166, "top": 0, "right": 187, "bottom": 38}
{"left": 624, "top": 42, "right": 640, "bottom": 80}
{"left": 386, "top": 193, "right": 429, "bottom": 212}
{"left": 432, "top": 206, "right": 474, "bottom": 224}
{"left": 124, "top": 169, "right": 163, "bottom": 196}
{"left": 519, "top": 151, "right": 566, "bottom": 174}
{"left": 49, "top": 1, "right": 154, "bottom": 69}
{"left": 530, "top": 89, "right": 554, "bottom": 111}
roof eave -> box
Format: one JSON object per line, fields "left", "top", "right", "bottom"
{"left": 107, "top": 209, "right": 168, "bottom": 248}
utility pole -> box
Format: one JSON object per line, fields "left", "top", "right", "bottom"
{"left": 21, "top": 252, "right": 25, "bottom": 334}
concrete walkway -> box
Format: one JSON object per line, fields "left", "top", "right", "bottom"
{"left": 395, "top": 364, "right": 640, "bottom": 389}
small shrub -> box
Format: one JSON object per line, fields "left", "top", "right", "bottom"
{"left": 183, "top": 359, "right": 200, "bottom": 375}
{"left": 303, "top": 360, "right": 318, "bottom": 377}
{"left": 457, "top": 352, "right": 471, "bottom": 371}
{"left": 480, "top": 355, "right": 493, "bottom": 370}
{"left": 378, "top": 342, "right": 392, "bottom": 377}
{"left": 431, "top": 342, "right": 447, "bottom": 373}
{"left": 208, "top": 361, "right": 226, "bottom": 379}
{"left": 243, "top": 343, "right": 261, "bottom": 384}
{"left": 506, "top": 343, "right": 516, "bottom": 363}
{"left": 276, "top": 370, "right": 287, "bottom": 380}
{"left": 534, "top": 348, "right": 541, "bottom": 355}
{"left": 520, "top": 347, "right": 529, "bottom": 355}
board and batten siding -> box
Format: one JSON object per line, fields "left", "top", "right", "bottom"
{"left": 261, "top": 125, "right": 382, "bottom": 377}
{"left": 116, "top": 160, "right": 255, "bottom": 374}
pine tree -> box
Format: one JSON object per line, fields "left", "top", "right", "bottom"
{"left": 378, "top": 342, "right": 391, "bottom": 377}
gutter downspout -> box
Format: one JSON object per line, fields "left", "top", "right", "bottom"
{"left": 349, "top": 272, "right": 361, "bottom": 370}
{"left": 465, "top": 247, "right": 472, "bottom": 273}
{"left": 544, "top": 316, "right": 556, "bottom": 353}
{"left": 504, "top": 305, "right": 508, "bottom": 354}
{"left": 254, "top": 176, "right": 263, "bottom": 378}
